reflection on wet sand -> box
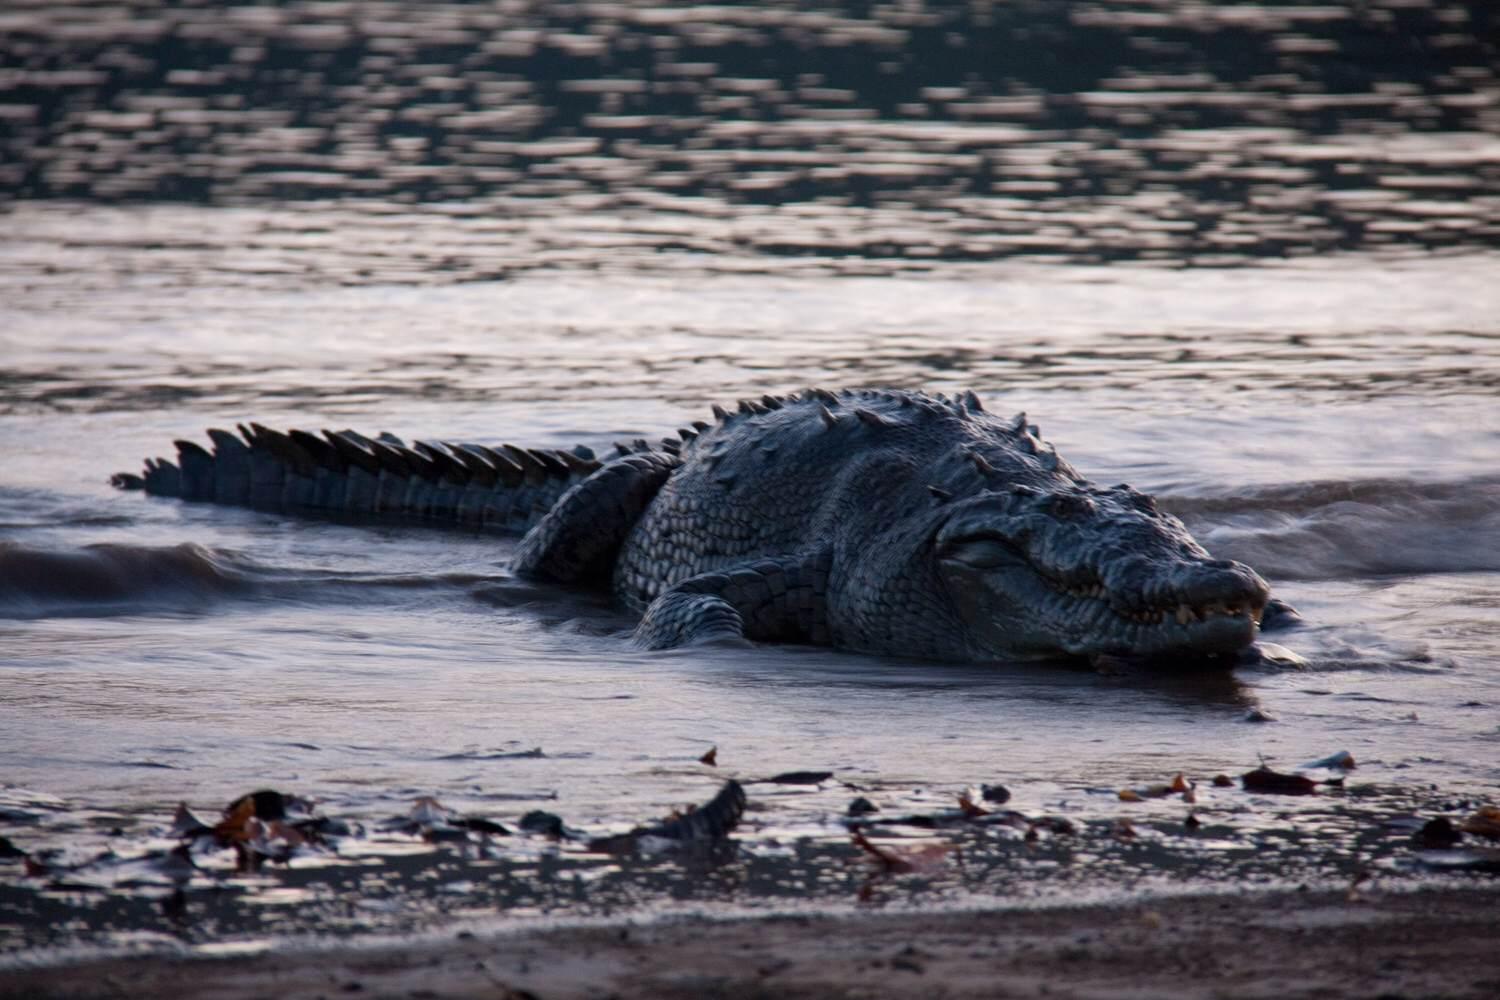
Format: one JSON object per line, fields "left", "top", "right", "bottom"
{"left": 3, "top": 261, "right": 1499, "bottom": 415}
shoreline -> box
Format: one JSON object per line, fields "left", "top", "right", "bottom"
{"left": 5, "top": 885, "right": 1496, "bottom": 999}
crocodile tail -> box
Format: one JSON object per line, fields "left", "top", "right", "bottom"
{"left": 110, "top": 424, "right": 606, "bottom": 535}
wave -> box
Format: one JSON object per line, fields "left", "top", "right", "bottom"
{"left": 4, "top": 474, "right": 1493, "bottom": 620}
{"left": 0, "top": 541, "right": 516, "bottom": 619}
{"left": 1166, "top": 476, "right": 1500, "bottom": 581}
{"left": 0, "top": 541, "right": 261, "bottom": 617}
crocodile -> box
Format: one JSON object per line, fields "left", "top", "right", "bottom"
{"left": 112, "top": 388, "right": 1284, "bottom": 663}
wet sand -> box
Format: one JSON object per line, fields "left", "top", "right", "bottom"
{"left": 5, "top": 886, "right": 1496, "bottom": 999}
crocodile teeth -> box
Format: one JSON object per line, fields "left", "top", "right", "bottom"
{"left": 1113, "top": 601, "right": 1261, "bottom": 627}
{"left": 1112, "top": 597, "right": 1264, "bottom": 627}
{"left": 1061, "top": 581, "right": 1108, "bottom": 601}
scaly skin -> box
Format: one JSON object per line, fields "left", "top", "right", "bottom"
{"left": 114, "top": 389, "right": 1277, "bottom": 664}
{"left": 603, "top": 389, "right": 1269, "bottom": 661}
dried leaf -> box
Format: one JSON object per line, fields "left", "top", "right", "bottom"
{"left": 642, "top": 781, "right": 744, "bottom": 841}
{"left": 232, "top": 817, "right": 315, "bottom": 865}
{"left": 259, "top": 821, "right": 306, "bottom": 851}
{"left": 1032, "top": 816, "right": 1076, "bottom": 836}
{"left": 1460, "top": 806, "right": 1500, "bottom": 840}
{"left": 850, "top": 833, "right": 895, "bottom": 865}
{"left": 519, "top": 810, "right": 566, "bottom": 838}
{"left": 847, "top": 796, "right": 880, "bottom": 817}
{"left": 1302, "top": 750, "right": 1356, "bottom": 770}
{"left": 294, "top": 815, "right": 353, "bottom": 841}
{"left": 457, "top": 817, "right": 510, "bottom": 836}
{"left": 159, "top": 887, "right": 187, "bottom": 921}
{"left": 1119, "top": 784, "right": 1174, "bottom": 801}
{"left": 1414, "top": 817, "right": 1462, "bottom": 849}
{"left": 224, "top": 789, "right": 299, "bottom": 821}
{"left": 1241, "top": 766, "right": 1317, "bottom": 796}
{"left": 1212, "top": 774, "right": 1233, "bottom": 787}
{"left": 957, "top": 790, "right": 989, "bottom": 818}
{"left": 851, "top": 829, "right": 953, "bottom": 874}
{"left": 699, "top": 746, "right": 718, "bottom": 767}
{"left": 1170, "top": 773, "right": 1192, "bottom": 793}
{"left": 265, "top": 820, "right": 307, "bottom": 849}
{"left": 214, "top": 797, "right": 257, "bottom": 843}
{"left": 588, "top": 781, "right": 745, "bottom": 853}
{"left": 155, "top": 843, "right": 198, "bottom": 882}
{"left": 232, "top": 842, "right": 259, "bottom": 874}
{"left": 409, "top": 796, "right": 451, "bottom": 826}
{"left": 171, "top": 802, "right": 214, "bottom": 839}
{"left": 765, "top": 770, "right": 833, "bottom": 785}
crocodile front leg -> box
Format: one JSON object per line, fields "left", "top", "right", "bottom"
{"left": 513, "top": 451, "right": 680, "bottom": 587}
{"left": 633, "top": 550, "right": 833, "bottom": 650}
{"left": 1259, "top": 596, "right": 1301, "bottom": 631}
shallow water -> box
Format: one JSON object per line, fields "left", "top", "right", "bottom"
{"left": 2, "top": 0, "right": 1499, "bottom": 957}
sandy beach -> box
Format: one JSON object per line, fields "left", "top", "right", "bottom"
{"left": 4, "top": 886, "right": 1496, "bottom": 999}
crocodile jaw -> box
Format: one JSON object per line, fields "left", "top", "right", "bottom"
{"left": 935, "top": 489, "right": 1270, "bottom": 662}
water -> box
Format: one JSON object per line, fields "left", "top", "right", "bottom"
{"left": 1, "top": 0, "right": 1498, "bottom": 956}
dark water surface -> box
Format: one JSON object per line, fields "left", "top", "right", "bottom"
{"left": 1, "top": 0, "right": 1498, "bottom": 961}
{"left": 3, "top": 0, "right": 1500, "bottom": 275}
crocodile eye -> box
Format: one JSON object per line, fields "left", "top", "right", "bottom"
{"left": 940, "top": 536, "right": 1023, "bottom": 570}
{"left": 1114, "top": 485, "right": 1157, "bottom": 514}
{"left": 1048, "top": 493, "right": 1095, "bottom": 519}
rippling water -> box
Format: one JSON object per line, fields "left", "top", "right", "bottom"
{"left": 1, "top": 0, "right": 1498, "bottom": 956}
{"left": 3, "top": 0, "right": 1499, "bottom": 275}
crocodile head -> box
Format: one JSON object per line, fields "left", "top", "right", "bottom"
{"left": 934, "top": 484, "right": 1270, "bottom": 662}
